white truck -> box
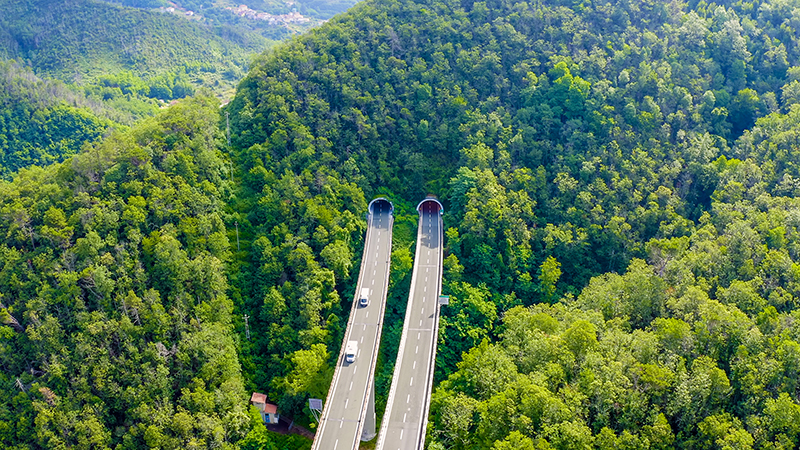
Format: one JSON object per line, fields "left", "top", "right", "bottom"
{"left": 359, "top": 288, "right": 370, "bottom": 307}
{"left": 345, "top": 340, "right": 358, "bottom": 363}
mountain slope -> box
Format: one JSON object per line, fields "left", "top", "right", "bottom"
{"left": 5, "top": 0, "right": 800, "bottom": 448}
{"left": 0, "top": 0, "right": 270, "bottom": 85}
{"left": 222, "top": 0, "right": 800, "bottom": 447}
{"left": 0, "top": 96, "right": 251, "bottom": 449}
{"left": 0, "top": 60, "right": 111, "bottom": 179}
{"left": 0, "top": 0, "right": 276, "bottom": 178}
{"left": 226, "top": 0, "right": 800, "bottom": 291}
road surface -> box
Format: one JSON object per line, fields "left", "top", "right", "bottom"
{"left": 313, "top": 198, "right": 394, "bottom": 450}
{"left": 376, "top": 198, "right": 443, "bottom": 450}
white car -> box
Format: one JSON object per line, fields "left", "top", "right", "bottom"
{"left": 345, "top": 341, "right": 358, "bottom": 363}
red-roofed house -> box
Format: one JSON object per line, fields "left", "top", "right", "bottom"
{"left": 250, "top": 392, "right": 280, "bottom": 424}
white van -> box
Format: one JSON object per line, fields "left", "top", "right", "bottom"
{"left": 359, "top": 288, "right": 370, "bottom": 307}
{"left": 345, "top": 340, "right": 358, "bottom": 363}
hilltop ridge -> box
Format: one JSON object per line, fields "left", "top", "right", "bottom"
{"left": 0, "top": 0, "right": 271, "bottom": 89}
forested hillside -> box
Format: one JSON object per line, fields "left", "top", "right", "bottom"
{"left": 0, "top": 97, "right": 253, "bottom": 448}
{"left": 7, "top": 0, "right": 800, "bottom": 447}
{"left": 0, "top": 0, "right": 277, "bottom": 179}
{"left": 0, "top": 61, "right": 111, "bottom": 179}
{"left": 224, "top": 0, "right": 800, "bottom": 447}
{"left": 0, "top": 0, "right": 270, "bottom": 91}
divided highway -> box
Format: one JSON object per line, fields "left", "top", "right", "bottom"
{"left": 376, "top": 198, "right": 444, "bottom": 450}
{"left": 312, "top": 198, "right": 394, "bottom": 450}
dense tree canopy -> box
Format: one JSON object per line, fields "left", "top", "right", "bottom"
{"left": 10, "top": 0, "right": 800, "bottom": 447}
{"left": 0, "top": 0, "right": 268, "bottom": 85}
{"left": 0, "top": 60, "right": 110, "bottom": 179}
{"left": 223, "top": 0, "right": 800, "bottom": 447}
{"left": 0, "top": 96, "right": 253, "bottom": 449}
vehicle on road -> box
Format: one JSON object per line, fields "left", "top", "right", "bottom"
{"left": 359, "top": 288, "right": 370, "bottom": 307}
{"left": 345, "top": 340, "right": 358, "bottom": 363}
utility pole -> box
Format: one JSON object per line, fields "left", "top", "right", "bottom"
{"left": 226, "top": 111, "right": 231, "bottom": 147}
{"left": 235, "top": 221, "right": 240, "bottom": 251}
{"left": 243, "top": 314, "right": 250, "bottom": 340}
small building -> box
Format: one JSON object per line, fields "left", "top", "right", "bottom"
{"left": 251, "top": 392, "right": 280, "bottom": 424}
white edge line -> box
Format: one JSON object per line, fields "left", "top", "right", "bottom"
{"left": 376, "top": 205, "right": 427, "bottom": 450}
{"left": 353, "top": 209, "right": 393, "bottom": 444}
{"left": 314, "top": 204, "right": 392, "bottom": 450}
{"left": 417, "top": 211, "right": 444, "bottom": 449}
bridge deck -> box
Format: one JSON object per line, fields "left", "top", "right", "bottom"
{"left": 376, "top": 199, "right": 443, "bottom": 450}
{"left": 312, "top": 199, "right": 394, "bottom": 450}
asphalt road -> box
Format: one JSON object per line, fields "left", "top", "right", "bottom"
{"left": 313, "top": 199, "right": 393, "bottom": 450}
{"left": 376, "top": 200, "right": 443, "bottom": 450}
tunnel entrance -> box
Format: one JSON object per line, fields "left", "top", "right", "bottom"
{"left": 416, "top": 197, "right": 443, "bottom": 215}
{"left": 369, "top": 197, "right": 393, "bottom": 215}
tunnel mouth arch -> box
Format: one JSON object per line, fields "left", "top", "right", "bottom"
{"left": 416, "top": 197, "right": 443, "bottom": 214}
{"left": 369, "top": 197, "right": 394, "bottom": 214}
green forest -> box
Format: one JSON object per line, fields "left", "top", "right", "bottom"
{"left": 0, "top": 0, "right": 269, "bottom": 85}
{"left": 5, "top": 0, "right": 800, "bottom": 448}
{"left": 0, "top": 0, "right": 279, "bottom": 128}
{"left": 0, "top": 61, "right": 111, "bottom": 179}
{"left": 0, "top": 0, "right": 279, "bottom": 179}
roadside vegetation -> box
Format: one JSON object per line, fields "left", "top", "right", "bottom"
{"left": 5, "top": 0, "right": 800, "bottom": 448}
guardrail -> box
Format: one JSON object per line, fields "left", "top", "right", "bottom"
{"left": 376, "top": 198, "right": 444, "bottom": 450}
{"left": 311, "top": 198, "right": 393, "bottom": 450}
{"left": 417, "top": 205, "right": 443, "bottom": 448}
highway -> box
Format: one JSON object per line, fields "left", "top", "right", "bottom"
{"left": 376, "top": 198, "right": 443, "bottom": 450}
{"left": 312, "top": 198, "right": 394, "bottom": 450}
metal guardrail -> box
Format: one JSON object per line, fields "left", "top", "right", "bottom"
{"left": 312, "top": 198, "right": 393, "bottom": 450}
{"left": 376, "top": 198, "right": 444, "bottom": 450}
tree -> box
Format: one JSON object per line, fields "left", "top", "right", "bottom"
{"left": 537, "top": 256, "right": 561, "bottom": 303}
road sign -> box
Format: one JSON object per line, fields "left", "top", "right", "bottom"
{"left": 438, "top": 295, "right": 449, "bottom": 306}
{"left": 309, "top": 398, "right": 323, "bottom": 423}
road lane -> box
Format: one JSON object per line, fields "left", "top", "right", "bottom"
{"left": 313, "top": 199, "right": 394, "bottom": 450}
{"left": 377, "top": 199, "right": 443, "bottom": 450}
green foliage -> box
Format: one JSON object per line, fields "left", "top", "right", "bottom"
{"left": 0, "top": 0, "right": 274, "bottom": 104}
{"left": 0, "top": 0, "right": 266, "bottom": 79}
{"left": 10, "top": 0, "right": 800, "bottom": 446}
{"left": 221, "top": 0, "right": 800, "bottom": 444}
{"left": 0, "top": 61, "right": 110, "bottom": 179}
{"left": 0, "top": 96, "right": 249, "bottom": 449}
{"left": 429, "top": 105, "right": 800, "bottom": 446}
